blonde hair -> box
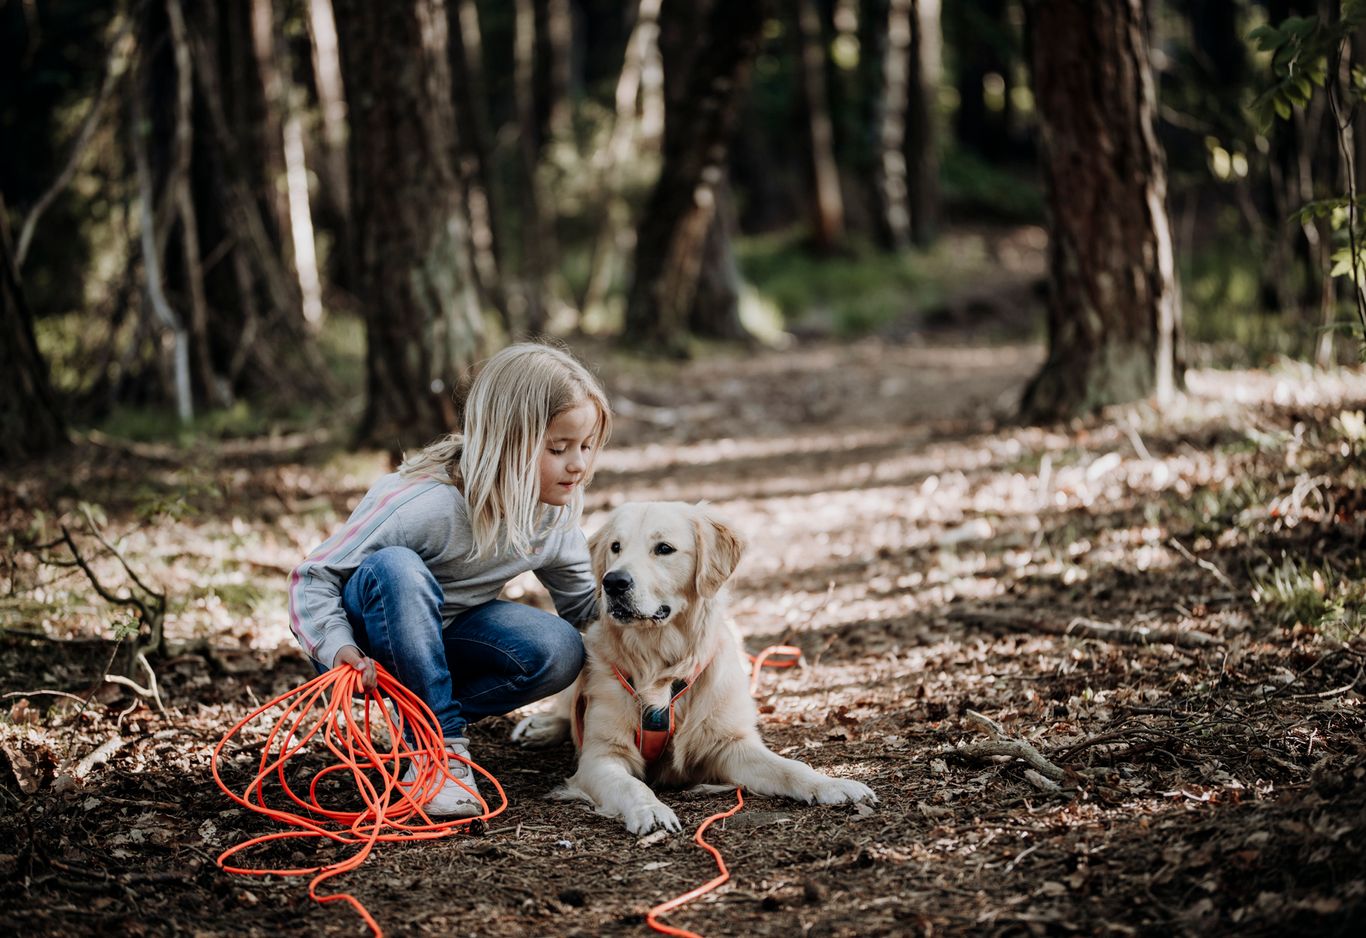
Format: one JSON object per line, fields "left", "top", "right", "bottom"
{"left": 400, "top": 342, "right": 612, "bottom": 559}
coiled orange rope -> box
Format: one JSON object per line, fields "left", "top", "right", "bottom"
{"left": 211, "top": 662, "right": 505, "bottom": 936}
{"left": 215, "top": 648, "right": 801, "bottom": 938}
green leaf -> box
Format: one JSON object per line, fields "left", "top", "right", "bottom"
{"left": 1248, "top": 24, "right": 1282, "bottom": 49}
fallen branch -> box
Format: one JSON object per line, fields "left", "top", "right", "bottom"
{"left": 1023, "top": 769, "right": 1062, "bottom": 792}
{"left": 1065, "top": 616, "right": 1220, "bottom": 649}
{"left": 947, "top": 607, "right": 1220, "bottom": 649}
{"left": 954, "top": 710, "right": 1067, "bottom": 783}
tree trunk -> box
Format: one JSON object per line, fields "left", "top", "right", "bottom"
{"left": 623, "top": 0, "right": 768, "bottom": 354}
{"left": 905, "top": 0, "right": 941, "bottom": 246}
{"left": 1020, "top": 0, "right": 1183, "bottom": 422}
{"left": 514, "top": 0, "right": 553, "bottom": 335}
{"left": 795, "top": 0, "right": 845, "bottom": 251}
{"left": 184, "top": 0, "right": 326, "bottom": 402}
{"left": 251, "top": 0, "right": 325, "bottom": 331}
{"left": 448, "top": 0, "right": 510, "bottom": 329}
{"left": 537, "top": 0, "right": 573, "bottom": 146}
{"left": 688, "top": 182, "right": 748, "bottom": 340}
{"left": 334, "top": 0, "right": 485, "bottom": 447}
{"left": 304, "top": 0, "right": 350, "bottom": 226}
{"left": 0, "top": 195, "right": 66, "bottom": 460}
{"left": 873, "top": 0, "right": 912, "bottom": 250}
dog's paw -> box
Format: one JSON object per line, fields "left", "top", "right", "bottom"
{"left": 810, "top": 777, "right": 877, "bottom": 806}
{"left": 511, "top": 713, "right": 571, "bottom": 748}
{"left": 622, "top": 801, "right": 681, "bottom": 835}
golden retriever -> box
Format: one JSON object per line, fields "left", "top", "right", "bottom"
{"left": 513, "top": 501, "right": 876, "bottom": 834}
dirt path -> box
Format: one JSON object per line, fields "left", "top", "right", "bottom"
{"left": 2, "top": 340, "right": 1364, "bottom": 936}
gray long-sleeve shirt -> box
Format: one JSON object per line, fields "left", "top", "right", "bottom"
{"left": 288, "top": 472, "right": 597, "bottom": 669}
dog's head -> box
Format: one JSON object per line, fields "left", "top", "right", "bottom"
{"left": 588, "top": 502, "right": 744, "bottom": 627}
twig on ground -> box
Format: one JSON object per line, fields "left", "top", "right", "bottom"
{"left": 1166, "top": 537, "right": 1236, "bottom": 591}
{"left": 2, "top": 690, "right": 89, "bottom": 705}
{"left": 74, "top": 735, "right": 126, "bottom": 778}
{"left": 104, "top": 652, "right": 167, "bottom": 716}
{"left": 1122, "top": 420, "right": 1153, "bottom": 461}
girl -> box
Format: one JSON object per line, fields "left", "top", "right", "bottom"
{"left": 288, "top": 343, "right": 611, "bottom": 817}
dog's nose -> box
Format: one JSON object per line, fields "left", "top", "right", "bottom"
{"left": 602, "top": 570, "right": 634, "bottom": 596}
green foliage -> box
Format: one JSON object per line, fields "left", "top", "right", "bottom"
{"left": 737, "top": 231, "right": 951, "bottom": 337}
{"left": 1248, "top": 17, "right": 1330, "bottom": 126}
{"left": 1252, "top": 2, "right": 1366, "bottom": 356}
{"left": 112, "top": 616, "right": 140, "bottom": 641}
{"left": 1251, "top": 553, "right": 1364, "bottom": 639}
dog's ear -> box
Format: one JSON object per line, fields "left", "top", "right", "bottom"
{"left": 587, "top": 520, "right": 614, "bottom": 579}
{"left": 692, "top": 510, "right": 745, "bottom": 598}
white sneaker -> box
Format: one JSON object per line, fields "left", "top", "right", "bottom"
{"left": 401, "top": 736, "right": 484, "bottom": 818}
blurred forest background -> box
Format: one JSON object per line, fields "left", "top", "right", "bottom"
{"left": 4, "top": 0, "right": 1365, "bottom": 454}
{"left": 3, "top": 1, "right": 1366, "bottom": 936}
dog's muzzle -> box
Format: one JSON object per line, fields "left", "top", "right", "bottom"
{"left": 601, "top": 570, "right": 671, "bottom": 622}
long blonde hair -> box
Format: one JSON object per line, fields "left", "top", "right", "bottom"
{"left": 400, "top": 343, "right": 612, "bottom": 559}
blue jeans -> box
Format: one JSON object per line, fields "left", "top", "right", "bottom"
{"left": 341, "top": 546, "right": 584, "bottom": 739}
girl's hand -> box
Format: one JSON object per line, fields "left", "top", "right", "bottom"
{"left": 333, "top": 644, "right": 378, "bottom": 692}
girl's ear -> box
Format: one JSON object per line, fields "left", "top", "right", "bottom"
{"left": 587, "top": 521, "right": 614, "bottom": 579}
{"left": 692, "top": 510, "right": 745, "bottom": 598}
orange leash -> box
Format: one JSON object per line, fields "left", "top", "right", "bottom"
{"left": 747, "top": 643, "right": 802, "bottom": 695}
{"left": 645, "top": 788, "right": 745, "bottom": 938}
{"left": 644, "top": 644, "right": 801, "bottom": 937}
{"left": 211, "top": 662, "right": 506, "bottom": 936}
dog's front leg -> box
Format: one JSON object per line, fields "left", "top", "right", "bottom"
{"left": 565, "top": 747, "right": 681, "bottom": 835}
{"left": 716, "top": 738, "right": 877, "bottom": 806}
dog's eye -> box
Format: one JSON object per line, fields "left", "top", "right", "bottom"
{"left": 654, "top": 543, "right": 675, "bottom": 555}
{"left": 610, "top": 541, "right": 621, "bottom": 553}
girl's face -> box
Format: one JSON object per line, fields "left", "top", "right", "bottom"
{"left": 538, "top": 401, "right": 600, "bottom": 506}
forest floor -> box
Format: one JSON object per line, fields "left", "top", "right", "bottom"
{"left": 2, "top": 333, "right": 1365, "bottom": 937}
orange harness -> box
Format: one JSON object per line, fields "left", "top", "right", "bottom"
{"left": 572, "top": 661, "right": 705, "bottom": 765}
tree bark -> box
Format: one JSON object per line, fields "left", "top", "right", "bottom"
{"left": 905, "top": 0, "right": 941, "bottom": 246}
{"left": 623, "top": 0, "right": 768, "bottom": 353}
{"left": 795, "top": 0, "right": 845, "bottom": 251}
{"left": 514, "top": 0, "right": 553, "bottom": 335}
{"left": 448, "top": 0, "right": 510, "bottom": 329}
{"left": 251, "top": 0, "right": 325, "bottom": 332}
{"left": 1020, "top": 0, "right": 1183, "bottom": 422}
{"left": 873, "top": 0, "right": 912, "bottom": 250}
{"left": 334, "top": 0, "right": 485, "bottom": 447}
{"left": 688, "top": 182, "right": 748, "bottom": 341}
{"left": 304, "top": 0, "right": 350, "bottom": 225}
{"left": 0, "top": 194, "right": 66, "bottom": 460}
